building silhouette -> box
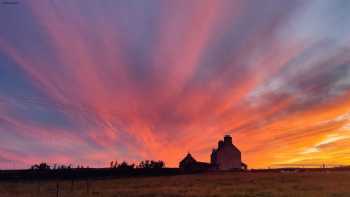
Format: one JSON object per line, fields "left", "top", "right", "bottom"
{"left": 179, "top": 153, "right": 211, "bottom": 172}
{"left": 179, "top": 134, "right": 247, "bottom": 171}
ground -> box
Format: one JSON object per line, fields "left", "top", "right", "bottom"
{"left": 1, "top": 171, "right": 350, "bottom": 197}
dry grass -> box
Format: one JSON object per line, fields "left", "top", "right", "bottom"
{"left": 1, "top": 171, "right": 350, "bottom": 197}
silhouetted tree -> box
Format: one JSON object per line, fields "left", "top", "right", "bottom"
{"left": 110, "top": 160, "right": 118, "bottom": 168}
{"left": 30, "top": 162, "right": 51, "bottom": 170}
{"left": 137, "top": 160, "right": 165, "bottom": 169}
{"left": 117, "top": 161, "right": 135, "bottom": 170}
{"left": 56, "top": 164, "right": 73, "bottom": 170}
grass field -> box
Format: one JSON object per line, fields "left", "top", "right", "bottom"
{"left": 1, "top": 171, "right": 350, "bottom": 197}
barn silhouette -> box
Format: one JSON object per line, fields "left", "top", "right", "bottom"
{"left": 179, "top": 135, "right": 247, "bottom": 171}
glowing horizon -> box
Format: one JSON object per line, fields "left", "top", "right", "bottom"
{"left": 0, "top": 0, "right": 350, "bottom": 169}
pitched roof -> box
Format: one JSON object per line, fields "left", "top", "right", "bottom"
{"left": 180, "top": 153, "right": 197, "bottom": 165}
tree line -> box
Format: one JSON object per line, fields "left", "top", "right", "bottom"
{"left": 30, "top": 160, "right": 165, "bottom": 171}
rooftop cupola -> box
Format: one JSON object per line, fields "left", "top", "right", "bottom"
{"left": 224, "top": 135, "right": 232, "bottom": 144}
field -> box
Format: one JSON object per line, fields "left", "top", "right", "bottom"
{"left": 1, "top": 171, "right": 350, "bottom": 197}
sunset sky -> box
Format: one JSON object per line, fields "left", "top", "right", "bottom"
{"left": 0, "top": 0, "right": 350, "bottom": 169}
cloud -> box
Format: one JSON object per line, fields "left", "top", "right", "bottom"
{"left": 0, "top": 0, "right": 349, "bottom": 168}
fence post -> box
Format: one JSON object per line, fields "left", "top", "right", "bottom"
{"left": 71, "top": 179, "right": 74, "bottom": 192}
{"left": 36, "top": 180, "right": 40, "bottom": 196}
{"left": 56, "top": 182, "right": 59, "bottom": 197}
{"left": 86, "top": 179, "right": 90, "bottom": 195}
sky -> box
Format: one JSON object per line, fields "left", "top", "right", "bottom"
{"left": 0, "top": 0, "right": 350, "bottom": 169}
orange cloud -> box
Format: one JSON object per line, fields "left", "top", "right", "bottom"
{"left": 0, "top": 1, "right": 349, "bottom": 169}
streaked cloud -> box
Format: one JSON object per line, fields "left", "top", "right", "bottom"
{"left": 0, "top": 0, "right": 349, "bottom": 168}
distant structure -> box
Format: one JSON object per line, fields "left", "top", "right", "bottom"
{"left": 179, "top": 134, "right": 247, "bottom": 171}
{"left": 211, "top": 135, "right": 247, "bottom": 170}
{"left": 179, "top": 153, "right": 211, "bottom": 172}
